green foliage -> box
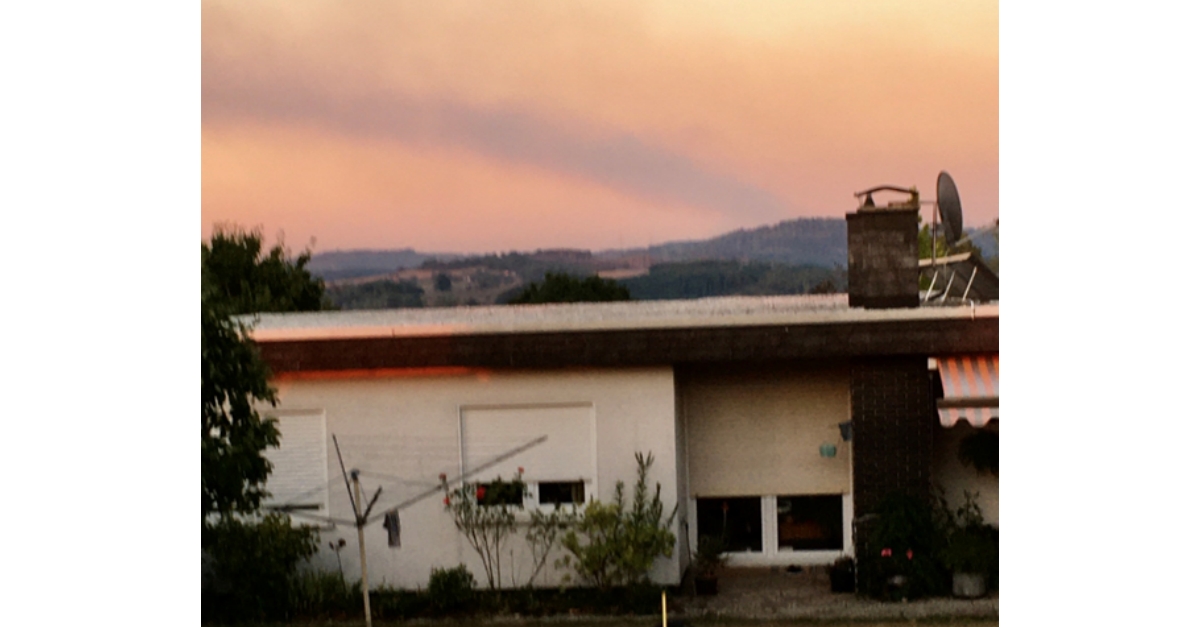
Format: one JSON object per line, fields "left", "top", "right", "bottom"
{"left": 441, "top": 472, "right": 527, "bottom": 589}
{"left": 288, "top": 570, "right": 357, "bottom": 619}
{"left": 201, "top": 513, "right": 320, "bottom": 622}
{"left": 918, "top": 221, "right": 982, "bottom": 261}
{"left": 938, "top": 491, "right": 999, "bottom": 576}
{"left": 525, "top": 506, "right": 574, "bottom": 586}
{"left": 509, "top": 272, "right": 631, "bottom": 304}
{"left": 435, "top": 272, "right": 453, "bottom": 291}
{"left": 621, "top": 260, "right": 843, "bottom": 300}
{"left": 559, "top": 452, "right": 677, "bottom": 589}
{"left": 428, "top": 565, "right": 477, "bottom": 612}
{"left": 692, "top": 534, "right": 728, "bottom": 578}
{"left": 202, "top": 225, "right": 332, "bottom": 523}
{"left": 326, "top": 278, "right": 425, "bottom": 310}
{"left": 957, "top": 430, "right": 999, "bottom": 476}
{"left": 202, "top": 225, "right": 332, "bottom": 315}
{"left": 201, "top": 285, "right": 278, "bottom": 520}
{"left": 859, "top": 492, "right": 948, "bottom": 601}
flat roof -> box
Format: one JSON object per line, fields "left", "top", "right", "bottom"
{"left": 246, "top": 294, "right": 998, "bottom": 342}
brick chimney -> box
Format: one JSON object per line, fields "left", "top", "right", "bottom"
{"left": 846, "top": 197, "right": 919, "bottom": 309}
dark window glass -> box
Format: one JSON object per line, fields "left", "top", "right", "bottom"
{"left": 777, "top": 495, "right": 843, "bottom": 551}
{"left": 538, "top": 481, "right": 585, "bottom": 506}
{"left": 697, "top": 497, "right": 762, "bottom": 552}
{"left": 474, "top": 480, "right": 524, "bottom": 506}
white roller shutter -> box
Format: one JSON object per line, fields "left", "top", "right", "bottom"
{"left": 685, "top": 369, "right": 850, "bottom": 498}
{"left": 263, "top": 411, "right": 329, "bottom": 511}
{"left": 460, "top": 404, "right": 594, "bottom": 485}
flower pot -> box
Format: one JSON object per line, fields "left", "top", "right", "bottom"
{"left": 695, "top": 576, "right": 718, "bottom": 596}
{"left": 829, "top": 562, "right": 855, "bottom": 593}
{"left": 952, "top": 572, "right": 987, "bottom": 598}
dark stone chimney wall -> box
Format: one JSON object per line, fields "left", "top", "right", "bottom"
{"left": 850, "top": 356, "right": 936, "bottom": 567}
{"left": 846, "top": 208, "right": 919, "bottom": 308}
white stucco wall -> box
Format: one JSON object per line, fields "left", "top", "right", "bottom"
{"left": 264, "top": 367, "right": 680, "bottom": 589}
{"left": 933, "top": 422, "right": 999, "bottom": 526}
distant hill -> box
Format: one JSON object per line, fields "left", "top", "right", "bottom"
{"left": 601, "top": 217, "right": 847, "bottom": 267}
{"left": 307, "top": 249, "right": 461, "bottom": 281}
{"left": 308, "top": 216, "right": 995, "bottom": 308}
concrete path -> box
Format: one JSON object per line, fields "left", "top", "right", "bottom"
{"left": 674, "top": 567, "right": 998, "bottom": 621}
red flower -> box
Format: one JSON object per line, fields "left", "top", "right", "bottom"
{"left": 438, "top": 473, "right": 447, "bottom": 482}
{"left": 518, "top": 467, "right": 524, "bottom": 475}
{"left": 443, "top": 496, "right": 450, "bottom": 506}
{"left": 881, "top": 548, "right": 892, "bottom": 557}
{"left": 906, "top": 549, "right": 914, "bottom": 560}
{"left": 476, "top": 486, "right": 487, "bottom": 500}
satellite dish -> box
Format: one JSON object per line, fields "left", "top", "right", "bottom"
{"left": 936, "top": 171, "right": 963, "bottom": 245}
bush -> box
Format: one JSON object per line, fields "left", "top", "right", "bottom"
{"left": 559, "top": 452, "right": 676, "bottom": 588}
{"left": 201, "top": 513, "right": 320, "bottom": 622}
{"left": 858, "top": 493, "right": 947, "bottom": 601}
{"left": 288, "top": 570, "right": 356, "bottom": 619}
{"left": 428, "top": 565, "right": 476, "bottom": 613}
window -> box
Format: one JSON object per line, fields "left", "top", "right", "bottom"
{"left": 473, "top": 478, "right": 525, "bottom": 507}
{"left": 538, "top": 481, "right": 585, "bottom": 506}
{"left": 776, "top": 495, "right": 843, "bottom": 551}
{"left": 697, "top": 497, "right": 762, "bottom": 552}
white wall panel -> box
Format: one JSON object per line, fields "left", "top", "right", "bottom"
{"left": 460, "top": 403, "right": 595, "bottom": 484}
{"left": 263, "top": 411, "right": 329, "bottom": 512}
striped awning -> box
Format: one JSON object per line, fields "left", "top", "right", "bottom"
{"left": 935, "top": 354, "right": 998, "bottom": 428}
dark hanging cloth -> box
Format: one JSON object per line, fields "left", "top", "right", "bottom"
{"left": 382, "top": 510, "right": 401, "bottom": 548}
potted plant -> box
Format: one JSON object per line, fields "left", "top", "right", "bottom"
{"left": 937, "top": 492, "right": 998, "bottom": 598}
{"left": 692, "top": 535, "right": 727, "bottom": 596}
{"left": 829, "top": 556, "right": 855, "bottom": 593}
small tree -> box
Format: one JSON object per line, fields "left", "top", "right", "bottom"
{"left": 559, "top": 452, "right": 676, "bottom": 588}
{"left": 441, "top": 471, "right": 527, "bottom": 589}
{"left": 525, "top": 506, "right": 574, "bottom": 587}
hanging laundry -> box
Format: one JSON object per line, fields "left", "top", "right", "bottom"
{"left": 382, "top": 509, "right": 401, "bottom": 548}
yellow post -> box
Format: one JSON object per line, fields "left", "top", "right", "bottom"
{"left": 661, "top": 590, "right": 667, "bottom": 627}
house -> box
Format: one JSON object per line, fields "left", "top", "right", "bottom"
{"left": 249, "top": 201, "right": 998, "bottom": 589}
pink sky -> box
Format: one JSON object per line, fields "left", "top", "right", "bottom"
{"left": 202, "top": 1, "right": 997, "bottom": 254}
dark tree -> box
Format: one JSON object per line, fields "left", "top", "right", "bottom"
{"left": 435, "top": 272, "right": 453, "bottom": 292}
{"left": 201, "top": 284, "right": 279, "bottom": 520}
{"left": 202, "top": 226, "right": 332, "bottom": 315}
{"left": 507, "top": 272, "right": 632, "bottom": 304}
{"left": 201, "top": 226, "right": 330, "bottom": 523}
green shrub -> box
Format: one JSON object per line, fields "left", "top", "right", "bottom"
{"left": 288, "top": 569, "right": 356, "bottom": 618}
{"left": 428, "top": 565, "right": 476, "bottom": 613}
{"left": 938, "top": 491, "right": 999, "bottom": 586}
{"left": 559, "top": 452, "right": 677, "bottom": 588}
{"left": 858, "top": 492, "right": 947, "bottom": 601}
{"left": 201, "top": 512, "right": 319, "bottom": 622}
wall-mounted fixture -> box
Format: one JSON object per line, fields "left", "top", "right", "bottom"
{"left": 819, "top": 443, "right": 838, "bottom": 458}
{"left": 838, "top": 421, "right": 853, "bottom": 442}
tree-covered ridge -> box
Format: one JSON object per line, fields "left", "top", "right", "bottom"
{"left": 508, "top": 273, "right": 632, "bottom": 304}
{"left": 326, "top": 278, "right": 425, "bottom": 310}
{"left": 621, "top": 260, "right": 844, "bottom": 300}
{"left": 632, "top": 217, "right": 847, "bottom": 267}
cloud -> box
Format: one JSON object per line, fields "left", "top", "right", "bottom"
{"left": 204, "top": 64, "right": 793, "bottom": 225}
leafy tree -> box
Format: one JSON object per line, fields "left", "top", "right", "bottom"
{"left": 435, "top": 272, "right": 453, "bottom": 292}
{"left": 201, "top": 225, "right": 331, "bottom": 522}
{"left": 507, "top": 272, "right": 631, "bottom": 304}
{"left": 202, "top": 225, "right": 332, "bottom": 314}
{"left": 201, "top": 283, "right": 280, "bottom": 521}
